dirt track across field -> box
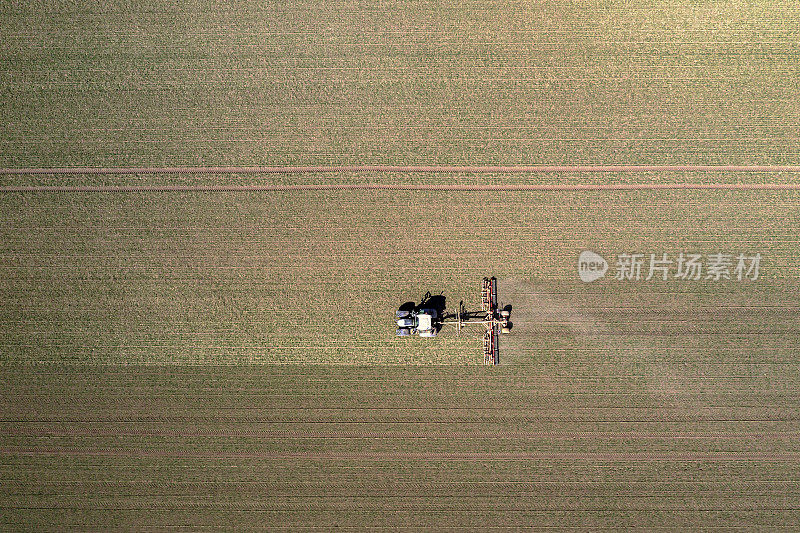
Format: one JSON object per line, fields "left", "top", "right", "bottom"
{"left": 2, "top": 164, "right": 800, "bottom": 175}
{"left": 3, "top": 183, "right": 800, "bottom": 193}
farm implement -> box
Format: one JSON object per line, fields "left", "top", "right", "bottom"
{"left": 395, "top": 277, "right": 511, "bottom": 365}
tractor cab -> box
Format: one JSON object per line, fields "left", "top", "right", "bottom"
{"left": 395, "top": 308, "right": 439, "bottom": 337}
{"left": 416, "top": 309, "right": 437, "bottom": 337}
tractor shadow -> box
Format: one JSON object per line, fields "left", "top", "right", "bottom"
{"left": 419, "top": 292, "right": 447, "bottom": 318}
{"left": 398, "top": 301, "right": 416, "bottom": 313}
{"left": 502, "top": 304, "right": 513, "bottom": 331}
{"left": 398, "top": 293, "right": 447, "bottom": 318}
{"left": 455, "top": 302, "right": 484, "bottom": 321}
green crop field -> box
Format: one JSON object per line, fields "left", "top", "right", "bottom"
{"left": 2, "top": 0, "right": 800, "bottom": 530}
{"left": 2, "top": 1, "right": 800, "bottom": 168}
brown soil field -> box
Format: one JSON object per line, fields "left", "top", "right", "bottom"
{"left": 3, "top": 365, "right": 800, "bottom": 530}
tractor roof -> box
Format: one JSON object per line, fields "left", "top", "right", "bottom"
{"left": 417, "top": 313, "right": 433, "bottom": 331}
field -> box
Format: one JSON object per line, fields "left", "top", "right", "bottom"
{"left": 3, "top": 1, "right": 800, "bottom": 167}
{"left": 4, "top": 365, "right": 800, "bottom": 529}
{"left": 3, "top": 184, "right": 800, "bottom": 365}
{"left": 3, "top": 0, "right": 800, "bottom": 530}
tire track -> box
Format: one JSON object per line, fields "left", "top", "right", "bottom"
{"left": 3, "top": 183, "right": 800, "bottom": 193}
{"left": 2, "top": 164, "right": 800, "bottom": 174}
{"left": 4, "top": 427, "right": 798, "bottom": 440}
